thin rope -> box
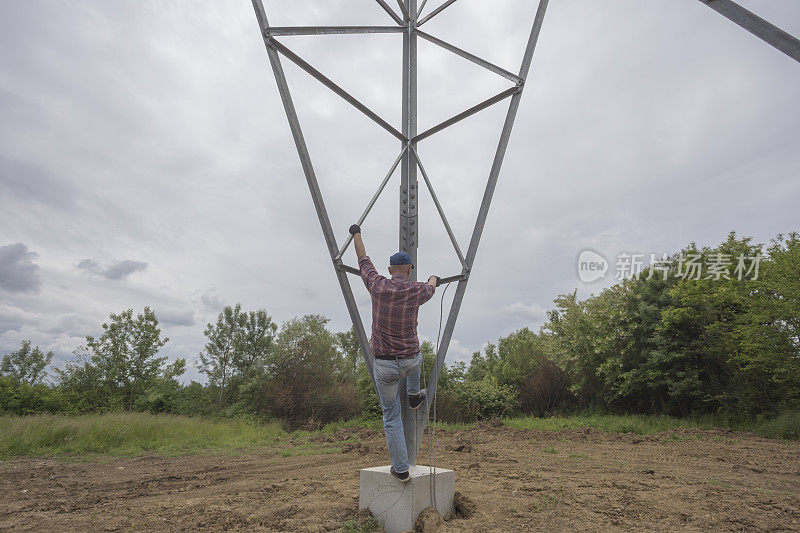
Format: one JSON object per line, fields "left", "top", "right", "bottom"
{"left": 420, "top": 342, "right": 430, "bottom": 503}
{"left": 425, "top": 280, "right": 451, "bottom": 510}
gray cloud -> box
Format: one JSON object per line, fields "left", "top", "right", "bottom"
{"left": 199, "top": 289, "right": 224, "bottom": 313}
{"left": 77, "top": 258, "right": 147, "bottom": 281}
{"left": 0, "top": 156, "right": 75, "bottom": 210}
{"left": 42, "top": 313, "right": 94, "bottom": 337}
{"left": 498, "top": 302, "right": 548, "bottom": 323}
{"left": 157, "top": 308, "right": 196, "bottom": 327}
{"left": 0, "top": 243, "right": 41, "bottom": 294}
{"left": 0, "top": 302, "right": 39, "bottom": 334}
{"left": 103, "top": 260, "right": 148, "bottom": 280}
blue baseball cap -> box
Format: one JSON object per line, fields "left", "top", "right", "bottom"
{"left": 389, "top": 252, "right": 413, "bottom": 269}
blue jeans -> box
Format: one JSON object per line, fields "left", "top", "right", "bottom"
{"left": 373, "top": 353, "right": 422, "bottom": 473}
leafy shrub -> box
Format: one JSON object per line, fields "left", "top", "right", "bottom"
{"left": 518, "top": 358, "right": 574, "bottom": 417}
{"left": 435, "top": 379, "right": 517, "bottom": 423}
{"left": 262, "top": 315, "right": 361, "bottom": 428}
{"left": 754, "top": 411, "right": 800, "bottom": 441}
{"left": 0, "top": 377, "right": 60, "bottom": 415}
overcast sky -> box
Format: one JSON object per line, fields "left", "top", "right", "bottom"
{"left": 1, "top": 0, "right": 798, "bottom": 383}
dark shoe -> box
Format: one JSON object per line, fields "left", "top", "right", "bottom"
{"left": 390, "top": 467, "right": 410, "bottom": 482}
{"left": 409, "top": 389, "right": 426, "bottom": 410}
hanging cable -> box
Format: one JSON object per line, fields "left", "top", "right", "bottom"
{"left": 423, "top": 279, "right": 451, "bottom": 509}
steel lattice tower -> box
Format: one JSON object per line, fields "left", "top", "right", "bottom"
{"left": 251, "top": 0, "right": 799, "bottom": 465}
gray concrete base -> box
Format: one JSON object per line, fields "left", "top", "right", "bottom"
{"left": 359, "top": 465, "right": 454, "bottom": 533}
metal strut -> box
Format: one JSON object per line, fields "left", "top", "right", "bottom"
{"left": 696, "top": 0, "right": 800, "bottom": 63}
{"left": 251, "top": 0, "right": 379, "bottom": 398}
{"left": 398, "top": 0, "right": 419, "bottom": 462}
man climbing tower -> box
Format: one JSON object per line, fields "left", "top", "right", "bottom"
{"left": 349, "top": 224, "right": 439, "bottom": 482}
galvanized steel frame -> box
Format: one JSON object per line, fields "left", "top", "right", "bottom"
{"left": 250, "top": 0, "right": 800, "bottom": 465}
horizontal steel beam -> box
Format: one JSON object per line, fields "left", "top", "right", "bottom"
{"left": 415, "top": 30, "right": 523, "bottom": 84}
{"left": 413, "top": 86, "right": 519, "bottom": 142}
{"left": 336, "top": 146, "right": 408, "bottom": 260}
{"left": 336, "top": 263, "right": 361, "bottom": 276}
{"left": 411, "top": 146, "right": 467, "bottom": 269}
{"left": 417, "top": 0, "right": 457, "bottom": 26}
{"left": 267, "top": 37, "right": 408, "bottom": 142}
{"left": 438, "top": 273, "right": 467, "bottom": 285}
{"left": 266, "top": 26, "right": 405, "bottom": 36}
{"left": 374, "top": 0, "right": 404, "bottom": 25}
{"left": 698, "top": 0, "right": 800, "bottom": 63}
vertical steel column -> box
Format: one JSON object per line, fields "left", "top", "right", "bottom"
{"left": 398, "top": 0, "right": 420, "bottom": 465}
{"left": 399, "top": 0, "right": 418, "bottom": 274}
{"left": 408, "top": 0, "right": 550, "bottom": 461}
{"left": 250, "top": 0, "right": 378, "bottom": 393}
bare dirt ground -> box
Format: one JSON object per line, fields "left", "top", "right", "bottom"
{"left": 1, "top": 423, "right": 799, "bottom": 532}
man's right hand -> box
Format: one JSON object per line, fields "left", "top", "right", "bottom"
{"left": 349, "top": 224, "right": 361, "bottom": 235}
{"left": 428, "top": 275, "right": 440, "bottom": 288}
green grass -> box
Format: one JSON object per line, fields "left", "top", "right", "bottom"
{"left": 289, "top": 416, "right": 472, "bottom": 441}
{"left": 505, "top": 413, "right": 716, "bottom": 434}
{"left": 504, "top": 411, "right": 800, "bottom": 440}
{"left": 342, "top": 516, "right": 380, "bottom": 533}
{"left": 3, "top": 410, "right": 797, "bottom": 460}
{"left": 529, "top": 490, "right": 563, "bottom": 513}
{"left": 0, "top": 413, "right": 284, "bottom": 459}
{"left": 289, "top": 416, "right": 383, "bottom": 440}
{"left": 542, "top": 446, "right": 559, "bottom": 454}
{"left": 752, "top": 411, "right": 800, "bottom": 441}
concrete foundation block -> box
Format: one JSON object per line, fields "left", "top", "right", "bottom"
{"left": 359, "top": 465, "right": 454, "bottom": 533}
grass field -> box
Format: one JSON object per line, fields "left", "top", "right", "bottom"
{"left": 0, "top": 413, "right": 283, "bottom": 459}
{"left": 505, "top": 411, "right": 800, "bottom": 440}
{"left": 1, "top": 410, "right": 797, "bottom": 459}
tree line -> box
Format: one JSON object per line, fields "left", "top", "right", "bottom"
{"left": 1, "top": 231, "right": 797, "bottom": 426}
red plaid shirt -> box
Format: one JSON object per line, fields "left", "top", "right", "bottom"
{"left": 358, "top": 256, "right": 435, "bottom": 358}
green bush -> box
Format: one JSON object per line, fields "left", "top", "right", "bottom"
{"left": 435, "top": 379, "right": 518, "bottom": 423}
{"left": 754, "top": 411, "right": 800, "bottom": 441}
{"left": 53, "top": 361, "right": 114, "bottom": 414}
{"left": 356, "top": 369, "right": 381, "bottom": 420}
{"left": 0, "top": 377, "right": 60, "bottom": 415}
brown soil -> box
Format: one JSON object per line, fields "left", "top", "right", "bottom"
{"left": 1, "top": 425, "right": 799, "bottom": 532}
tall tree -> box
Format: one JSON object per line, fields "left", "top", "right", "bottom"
{"left": 336, "top": 327, "right": 361, "bottom": 378}
{"left": 235, "top": 308, "right": 277, "bottom": 376}
{"left": 265, "top": 315, "right": 357, "bottom": 424}
{"left": 198, "top": 304, "right": 243, "bottom": 410}
{"left": 197, "top": 304, "right": 276, "bottom": 410}
{"left": 466, "top": 350, "right": 487, "bottom": 382}
{"left": 735, "top": 232, "right": 800, "bottom": 411}
{"left": 1, "top": 340, "right": 53, "bottom": 385}
{"left": 84, "top": 307, "right": 169, "bottom": 410}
